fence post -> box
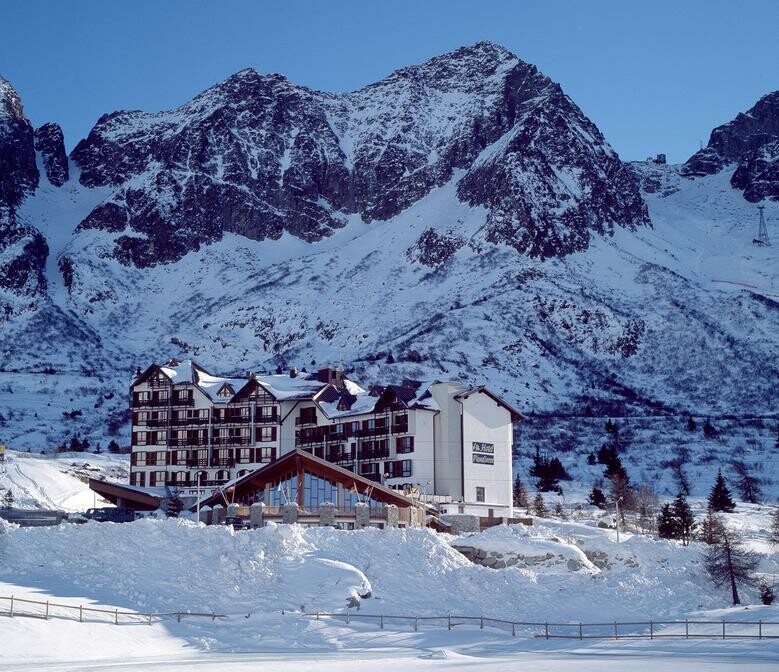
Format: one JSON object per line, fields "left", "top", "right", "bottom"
{"left": 545, "top": 622, "right": 549, "bottom": 640}
{"left": 79, "top": 605, "right": 83, "bottom": 622}
{"left": 614, "top": 621, "right": 618, "bottom": 640}
{"left": 380, "top": 614, "right": 384, "bottom": 630}
{"left": 649, "top": 621, "right": 653, "bottom": 640}
{"left": 9, "top": 596, "right": 13, "bottom": 618}
{"left": 685, "top": 619, "right": 688, "bottom": 639}
{"left": 45, "top": 601, "right": 49, "bottom": 620}
{"left": 512, "top": 622, "right": 515, "bottom": 637}
{"left": 211, "top": 612, "right": 215, "bottom": 622}
{"left": 346, "top": 611, "right": 350, "bottom": 625}
{"left": 722, "top": 620, "right": 725, "bottom": 639}
{"left": 177, "top": 612, "right": 181, "bottom": 624}
{"left": 115, "top": 609, "right": 119, "bottom": 625}
{"left": 480, "top": 616, "right": 484, "bottom": 630}
{"left": 448, "top": 614, "right": 451, "bottom": 631}
{"left": 414, "top": 616, "right": 418, "bottom": 632}
{"left": 579, "top": 622, "right": 583, "bottom": 640}
{"left": 759, "top": 620, "right": 762, "bottom": 640}
{"left": 316, "top": 611, "right": 320, "bottom": 621}
{"left": 149, "top": 612, "right": 153, "bottom": 626}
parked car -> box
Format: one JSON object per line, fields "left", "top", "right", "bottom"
{"left": 223, "top": 515, "right": 250, "bottom": 530}
{"left": 79, "top": 507, "right": 138, "bottom": 523}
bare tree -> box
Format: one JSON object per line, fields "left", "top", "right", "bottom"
{"left": 770, "top": 507, "right": 779, "bottom": 547}
{"left": 703, "top": 525, "right": 760, "bottom": 605}
{"left": 731, "top": 460, "right": 762, "bottom": 504}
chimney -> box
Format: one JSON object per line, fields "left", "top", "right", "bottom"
{"left": 289, "top": 367, "right": 298, "bottom": 378}
{"left": 317, "top": 365, "right": 344, "bottom": 390}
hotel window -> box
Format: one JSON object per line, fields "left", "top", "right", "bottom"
{"left": 257, "top": 426, "right": 277, "bottom": 442}
{"left": 258, "top": 406, "right": 275, "bottom": 420}
{"left": 396, "top": 436, "right": 414, "bottom": 454}
{"left": 175, "top": 450, "right": 187, "bottom": 465}
{"left": 476, "top": 487, "right": 485, "bottom": 503}
{"left": 299, "top": 407, "right": 317, "bottom": 424}
{"left": 238, "top": 448, "right": 251, "bottom": 463}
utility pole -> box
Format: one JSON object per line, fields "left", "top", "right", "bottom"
{"left": 754, "top": 206, "right": 770, "bottom": 246}
{"left": 615, "top": 497, "right": 623, "bottom": 543}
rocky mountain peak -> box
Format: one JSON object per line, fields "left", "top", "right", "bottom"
{"left": 682, "top": 90, "right": 779, "bottom": 201}
{"left": 64, "top": 46, "right": 647, "bottom": 267}
{"left": 34, "top": 122, "right": 69, "bottom": 187}
{"left": 0, "top": 75, "right": 26, "bottom": 121}
{"left": 0, "top": 75, "right": 39, "bottom": 209}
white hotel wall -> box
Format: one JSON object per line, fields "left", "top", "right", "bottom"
{"left": 460, "top": 391, "right": 513, "bottom": 514}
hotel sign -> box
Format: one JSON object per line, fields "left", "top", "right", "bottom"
{"left": 472, "top": 441, "right": 494, "bottom": 465}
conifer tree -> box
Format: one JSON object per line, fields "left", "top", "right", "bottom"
{"left": 588, "top": 486, "right": 607, "bottom": 509}
{"left": 657, "top": 503, "right": 679, "bottom": 540}
{"left": 2, "top": 489, "right": 14, "bottom": 510}
{"left": 164, "top": 489, "right": 184, "bottom": 518}
{"left": 512, "top": 474, "right": 528, "bottom": 508}
{"left": 531, "top": 493, "right": 547, "bottom": 518}
{"left": 672, "top": 492, "right": 695, "bottom": 546}
{"left": 708, "top": 469, "right": 736, "bottom": 512}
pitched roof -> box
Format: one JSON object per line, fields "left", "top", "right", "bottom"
{"left": 454, "top": 386, "right": 524, "bottom": 421}
{"left": 192, "top": 449, "right": 431, "bottom": 511}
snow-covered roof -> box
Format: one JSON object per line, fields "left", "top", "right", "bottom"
{"left": 253, "top": 373, "right": 328, "bottom": 401}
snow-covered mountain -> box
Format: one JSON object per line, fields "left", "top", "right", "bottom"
{"left": 0, "top": 43, "right": 776, "bottom": 463}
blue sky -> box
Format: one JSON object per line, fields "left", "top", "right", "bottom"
{"left": 2, "top": 1, "right": 777, "bottom": 162}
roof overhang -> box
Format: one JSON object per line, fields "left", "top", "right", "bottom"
{"left": 191, "top": 449, "right": 433, "bottom": 512}
{"left": 455, "top": 386, "right": 524, "bottom": 422}
{"left": 89, "top": 478, "right": 163, "bottom": 511}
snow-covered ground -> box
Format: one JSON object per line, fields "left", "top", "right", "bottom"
{"left": 0, "top": 449, "right": 127, "bottom": 510}
{"left": 0, "top": 511, "right": 777, "bottom": 670}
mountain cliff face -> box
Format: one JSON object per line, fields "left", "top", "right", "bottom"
{"left": 0, "top": 44, "right": 776, "bottom": 460}
{"left": 0, "top": 76, "right": 39, "bottom": 209}
{"left": 34, "top": 122, "right": 69, "bottom": 187}
{"left": 682, "top": 91, "right": 779, "bottom": 201}
{"left": 69, "top": 42, "right": 648, "bottom": 266}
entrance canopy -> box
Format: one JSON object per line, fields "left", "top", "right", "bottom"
{"left": 88, "top": 478, "right": 164, "bottom": 511}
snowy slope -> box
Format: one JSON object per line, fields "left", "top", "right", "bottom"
{"left": 0, "top": 449, "right": 128, "bottom": 510}
{"left": 0, "top": 516, "right": 777, "bottom": 669}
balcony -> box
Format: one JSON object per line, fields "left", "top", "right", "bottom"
{"left": 212, "top": 416, "right": 251, "bottom": 425}
{"left": 168, "top": 438, "right": 208, "bottom": 447}
{"left": 356, "top": 426, "right": 388, "bottom": 438}
{"left": 391, "top": 423, "right": 409, "bottom": 434}
{"left": 169, "top": 397, "right": 194, "bottom": 407}
{"left": 170, "top": 417, "right": 209, "bottom": 426}
{"left": 255, "top": 414, "right": 279, "bottom": 424}
{"left": 186, "top": 458, "right": 209, "bottom": 468}
{"left": 212, "top": 436, "right": 251, "bottom": 446}
{"left": 295, "top": 415, "right": 317, "bottom": 426}
{"left": 357, "top": 448, "right": 390, "bottom": 461}
{"left": 210, "top": 457, "right": 235, "bottom": 468}
{"left": 132, "top": 398, "right": 170, "bottom": 408}
{"left": 134, "top": 417, "right": 169, "bottom": 428}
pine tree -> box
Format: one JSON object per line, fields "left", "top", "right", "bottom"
{"left": 703, "top": 525, "right": 759, "bottom": 605}
{"left": 107, "top": 439, "right": 122, "bottom": 454}
{"left": 512, "top": 474, "right": 528, "bottom": 508}
{"left": 672, "top": 492, "right": 696, "bottom": 546}
{"left": 164, "top": 489, "right": 184, "bottom": 518}
{"left": 2, "top": 489, "right": 14, "bottom": 510}
{"left": 657, "top": 503, "right": 680, "bottom": 540}
{"left": 708, "top": 469, "right": 735, "bottom": 512}
{"left": 587, "top": 452, "right": 596, "bottom": 466}
{"left": 531, "top": 493, "right": 547, "bottom": 518}
{"left": 588, "top": 486, "right": 607, "bottom": 509}
{"left": 703, "top": 419, "right": 718, "bottom": 439}
{"left": 686, "top": 416, "right": 697, "bottom": 432}
{"left": 554, "top": 502, "right": 565, "bottom": 518}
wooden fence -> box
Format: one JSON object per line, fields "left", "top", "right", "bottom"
{"left": 305, "top": 611, "right": 779, "bottom": 640}
{"left": 0, "top": 595, "right": 225, "bottom": 625}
